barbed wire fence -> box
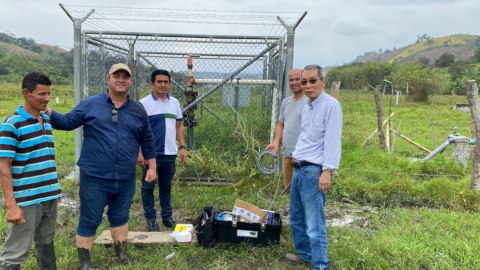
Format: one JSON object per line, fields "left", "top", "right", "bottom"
{"left": 60, "top": 4, "right": 307, "bottom": 184}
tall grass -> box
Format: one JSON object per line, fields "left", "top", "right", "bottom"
{"left": 2, "top": 83, "right": 480, "bottom": 269}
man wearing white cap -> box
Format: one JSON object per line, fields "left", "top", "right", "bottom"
{"left": 45, "top": 63, "right": 157, "bottom": 269}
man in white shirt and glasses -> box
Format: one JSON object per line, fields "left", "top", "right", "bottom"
{"left": 284, "top": 64, "right": 342, "bottom": 270}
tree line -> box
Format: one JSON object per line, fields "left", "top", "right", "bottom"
{"left": 327, "top": 49, "right": 480, "bottom": 102}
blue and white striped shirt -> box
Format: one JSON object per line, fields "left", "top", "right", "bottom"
{"left": 0, "top": 106, "right": 62, "bottom": 207}
{"left": 292, "top": 91, "right": 342, "bottom": 171}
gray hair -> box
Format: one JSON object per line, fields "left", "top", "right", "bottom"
{"left": 302, "top": 65, "right": 325, "bottom": 80}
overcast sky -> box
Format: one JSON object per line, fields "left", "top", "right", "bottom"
{"left": 0, "top": 0, "right": 479, "bottom": 68}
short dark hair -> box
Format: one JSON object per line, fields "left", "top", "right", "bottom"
{"left": 150, "top": 70, "right": 171, "bottom": 83}
{"left": 22, "top": 72, "right": 51, "bottom": 93}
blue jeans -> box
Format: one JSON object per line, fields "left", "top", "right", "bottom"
{"left": 290, "top": 165, "right": 330, "bottom": 270}
{"left": 141, "top": 155, "right": 176, "bottom": 222}
{"left": 77, "top": 169, "right": 136, "bottom": 237}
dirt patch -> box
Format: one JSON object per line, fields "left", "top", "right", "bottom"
{"left": 277, "top": 201, "right": 377, "bottom": 229}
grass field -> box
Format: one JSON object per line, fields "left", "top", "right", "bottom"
{"left": 1, "top": 82, "right": 480, "bottom": 269}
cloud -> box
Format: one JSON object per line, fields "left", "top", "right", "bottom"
{"left": 0, "top": 0, "right": 479, "bottom": 67}
{"left": 332, "top": 15, "right": 377, "bottom": 37}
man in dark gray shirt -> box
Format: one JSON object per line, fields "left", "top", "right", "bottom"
{"left": 266, "top": 68, "right": 308, "bottom": 197}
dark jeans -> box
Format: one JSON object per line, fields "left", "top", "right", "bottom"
{"left": 141, "top": 155, "right": 176, "bottom": 222}
{"left": 77, "top": 169, "right": 136, "bottom": 237}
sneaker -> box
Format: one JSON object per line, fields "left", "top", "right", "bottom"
{"left": 284, "top": 252, "right": 309, "bottom": 265}
{"left": 162, "top": 218, "right": 176, "bottom": 229}
{"left": 146, "top": 221, "right": 159, "bottom": 232}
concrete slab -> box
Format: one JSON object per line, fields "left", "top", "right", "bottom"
{"left": 94, "top": 230, "right": 197, "bottom": 246}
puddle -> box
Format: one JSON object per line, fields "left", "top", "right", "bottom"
{"left": 58, "top": 197, "right": 78, "bottom": 209}
{"left": 329, "top": 214, "right": 358, "bottom": 227}
{"left": 64, "top": 171, "right": 75, "bottom": 179}
{"left": 279, "top": 203, "right": 377, "bottom": 228}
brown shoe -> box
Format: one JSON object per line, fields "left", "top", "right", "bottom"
{"left": 284, "top": 252, "right": 309, "bottom": 264}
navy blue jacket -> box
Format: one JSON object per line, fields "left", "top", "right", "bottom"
{"left": 50, "top": 92, "right": 156, "bottom": 181}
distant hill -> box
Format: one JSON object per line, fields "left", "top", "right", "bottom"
{"left": 0, "top": 32, "right": 69, "bottom": 56}
{"left": 0, "top": 32, "right": 73, "bottom": 84}
{"left": 351, "top": 34, "right": 479, "bottom": 64}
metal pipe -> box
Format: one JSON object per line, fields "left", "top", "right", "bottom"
{"left": 139, "top": 54, "right": 264, "bottom": 61}
{"left": 100, "top": 43, "right": 106, "bottom": 93}
{"left": 137, "top": 51, "right": 262, "bottom": 58}
{"left": 87, "top": 37, "right": 129, "bottom": 52}
{"left": 86, "top": 40, "right": 128, "bottom": 56}
{"left": 278, "top": 11, "right": 307, "bottom": 99}
{"left": 422, "top": 136, "right": 456, "bottom": 161}
{"left": 83, "top": 31, "right": 283, "bottom": 40}
{"left": 84, "top": 36, "right": 276, "bottom": 45}
{"left": 194, "top": 79, "right": 276, "bottom": 85}
{"left": 181, "top": 41, "right": 278, "bottom": 114}
{"left": 59, "top": 3, "right": 94, "bottom": 181}
{"left": 270, "top": 87, "right": 279, "bottom": 143}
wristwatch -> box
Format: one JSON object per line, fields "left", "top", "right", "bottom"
{"left": 179, "top": 145, "right": 186, "bottom": 150}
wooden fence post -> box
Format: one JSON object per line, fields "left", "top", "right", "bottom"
{"left": 431, "top": 101, "right": 436, "bottom": 149}
{"left": 373, "top": 85, "right": 386, "bottom": 150}
{"left": 405, "top": 82, "right": 409, "bottom": 102}
{"left": 331, "top": 81, "right": 341, "bottom": 100}
{"left": 465, "top": 80, "right": 480, "bottom": 190}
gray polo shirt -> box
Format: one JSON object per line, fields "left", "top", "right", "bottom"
{"left": 278, "top": 95, "right": 308, "bottom": 157}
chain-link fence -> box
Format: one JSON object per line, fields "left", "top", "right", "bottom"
{"left": 82, "top": 32, "right": 286, "bottom": 179}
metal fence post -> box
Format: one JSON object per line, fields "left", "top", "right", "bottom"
{"left": 100, "top": 43, "right": 106, "bottom": 93}
{"left": 59, "top": 4, "right": 94, "bottom": 182}
{"left": 278, "top": 12, "right": 307, "bottom": 99}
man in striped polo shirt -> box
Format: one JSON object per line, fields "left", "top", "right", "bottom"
{"left": 137, "top": 69, "right": 186, "bottom": 231}
{"left": 0, "top": 72, "right": 62, "bottom": 270}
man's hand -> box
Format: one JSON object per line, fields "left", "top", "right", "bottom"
{"left": 265, "top": 143, "right": 279, "bottom": 154}
{"left": 144, "top": 167, "right": 156, "bottom": 183}
{"left": 58, "top": 196, "right": 63, "bottom": 203}
{"left": 42, "top": 107, "right": 52, "bottom": 117}
{"left": 7, "top": 205, "right": 25, "bottom": 225}
{"left": 179, "top": 148, "right": 186, "bottom": 164}
{"left": 319, "top": 170, "right": 332, "bottom": 193}
{"left": 137, "top": 152, "right": 147, "bottom": 168}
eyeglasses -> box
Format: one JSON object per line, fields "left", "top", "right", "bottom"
{"left": 112, "top": 108, "right": 118, "bottom": 124}
{"left": 300, "top": 78, "right": 321, "bottom": 85}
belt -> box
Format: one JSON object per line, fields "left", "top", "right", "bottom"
{"left": 293, "top": 160, "right": 319, "bottom": 168}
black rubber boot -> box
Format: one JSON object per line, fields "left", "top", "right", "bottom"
{"left": 77, "top": 248, "right": 91, "bottom": 270}
{"left": 35, "top": 241, "right": 57, "bottom": 270}
{"left": 114, "top": 241, "right": 133, "bottom": 265}
{"left": 0, "top": 265, "right": 20, "bottom": 270}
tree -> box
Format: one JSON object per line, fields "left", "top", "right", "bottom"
{"left": 473, "top": 48, "right": 480, "bottom": 63}
{"left": 418, "top": 57, "right": 431, "bottom": 66}
{"left": 435, "top": 53, "right": 455, "bottom": 68}
{"left": 474, "top": 36, "right": 480, "bottom": 47}
{"left": 425, "top": 39, "right": 435, "bottom": 46}
{"left": 357, "top": 62, "right": 393, "bottom": 88}
{"left": 409, "top": 69, "right": 440, "bottom": 102}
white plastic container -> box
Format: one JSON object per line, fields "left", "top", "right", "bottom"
{"left": 170, "top": 224, "right": 193, "bottom": 242}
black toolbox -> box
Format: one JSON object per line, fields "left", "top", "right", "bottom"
{"left": 215, "top": 213, "right": 282, "bottom": 245}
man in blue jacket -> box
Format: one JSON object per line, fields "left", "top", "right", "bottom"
{"left": 45, "top": 63, "right": 156, "bottom": 270}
